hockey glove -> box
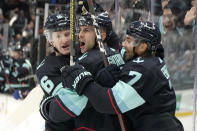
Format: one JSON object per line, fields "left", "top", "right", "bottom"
{"left": 39, "top": 96, "right": 54, "bottom": 121}
{"left": 95, "top": 64, "right": 121, "bottom": 87}
{"left": 61, "top": 64, "right": 93, "bottom": 95}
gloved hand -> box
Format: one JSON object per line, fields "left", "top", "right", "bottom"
{"left": 95, "top": 64, "right": 121, "bottom": 87}
{"left": 61, "top": 64, "right": 93, "bottom": 95}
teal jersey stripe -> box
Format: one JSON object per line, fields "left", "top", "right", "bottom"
{"left": 58, "top": 88, "right": 88, "bottom": 116}
{"left": 111, "top": 80, "right": 145, "bottom": 113}
{"left": 22, "top": 63, "right": 31, "bottom": 70}
{"left": 0, "top": 77, "right": 4, "bottom": 81}
{"left": 4, "top": 83, "right": 29, "bottom": 91}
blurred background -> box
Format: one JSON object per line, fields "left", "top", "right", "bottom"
{"left": 0, "top": 0, "right": 197, "bottom": 130}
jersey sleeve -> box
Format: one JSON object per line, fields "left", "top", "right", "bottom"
{"left": 82, "top": 63, "right": 158, "bottom": 114}
{"left": 41, "top": 88, "right": 88, "bottom": 122}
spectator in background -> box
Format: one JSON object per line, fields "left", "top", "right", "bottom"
{"left": 167, "top": 0, "right": 195, "bottom": 36}
{"left": 21, "top": 20, "right": 34, "bottom": 47}
{"left": 9, "top": 33, "right": 22, "bottom": 47}
{"left": 0, "top": 8, "right": 5, "bottom": 24}
{"left": 0, "top": 29, "right": 3, "bottom": 51}
{"left": 12, "top": 10, "right": 28, "bottom": 35}
{"left": 20, "top": 20, "right": 34, "bottom": 58}
{"left": 159, "top": 2, "right": 176, "bottom": 35}
{"left": 159, "top": 0, "right": 195, "bottom": 89}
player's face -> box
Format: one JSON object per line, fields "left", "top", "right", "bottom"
{"left": 51, "top": 29, "right": 70, "bottom": 56}
{"left": 13, "top": 51, "right": 22, "bottom": 59}
{"left": 78, "top": 25, "right": 96, "bottom": 53}
{"left": 122, "top": 35, "right": 135, "bottom": 61}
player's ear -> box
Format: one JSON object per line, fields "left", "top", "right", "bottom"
{"left": 140, "top": 42, "right": 148, "bottom": 52}
{"left": 136, "top": 42, "right": 148, "bottom": 55}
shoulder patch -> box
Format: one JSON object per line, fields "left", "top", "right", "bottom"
{"left": 107, "top": 54, "right": 125, "bottom": 67}
{"left": 78, "top": 52, "right": 88, "bottom": 61}
{"left": 133, "top": 57, "right": 144, "bottom": 63}
{"left": 37, "top": 59, "right": 45, "bottom": 70}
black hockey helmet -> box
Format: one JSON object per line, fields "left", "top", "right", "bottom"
{"left": 79, "top": 11, "right": 112, "bottom": 29}
{"left": 96, "top": 11, "right": 112, "bottom": 31}
{"left": 78, "top": 13, "right": 94, "bottom": 26}
{"left": 127, "top": 21, "right": 161, "bottom": 52}
{"left": 44, "top": 13, "right": 70, "bottom": 43}
{"left": 44, "top": 13, "right": 70, "bottom": 32}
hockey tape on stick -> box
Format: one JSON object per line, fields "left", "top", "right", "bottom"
{"left": 86, "top": 0, "right": 108, "bottom": 67}
{"left": 70, "top": 0, "right": 76, "bottom": 66}
{"left": 86, "top": 0, "right": 127, "bottom": 130}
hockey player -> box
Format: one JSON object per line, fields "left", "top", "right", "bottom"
{"left": 0, "top": 51, "right": 13, "bottom": 92}
{"left": 96, "top": 11, "right": 120, "bottom": 50}
{"left": 36, "top": 13, "right": 75, "bottom": 131}
{"left": 61, "top": 21, "right": 184, "bottom": 131}
{"left": 39, "top": 12, "right": 125, "bottom": 131}
{"left": 0, "top": 45, "right": 31, "bottom": 98}
{"left": 10, "top": 45, "right": 32, "bottom": 99}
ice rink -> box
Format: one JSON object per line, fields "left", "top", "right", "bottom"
{"left": 0, "top": 90, "right": 196, "bottom": 131}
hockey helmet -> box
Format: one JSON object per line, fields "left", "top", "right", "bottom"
{"left": 96, "top": 11, "right": 112, "bottom": 31}
{"left": 44, "top": 13, "right": 70, "bottom": 31}
{"left": 126, "top": 21, "right": 161, "bottom": 51}
{"left": 44, "top": 13, "right": 70, "bottom": 42}
{"left": 78, "top": 13, "right": 94, "bottom": 26}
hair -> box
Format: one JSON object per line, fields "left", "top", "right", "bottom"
{"left": 155, "top": 44, "right": 164, "bottom": 59}
{"left": 166, "top": 0, "right": 187, "bottom": 26}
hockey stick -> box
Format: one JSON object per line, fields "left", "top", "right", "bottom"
{"left": 70, "top": 0, "right": 76, "bottom": 66}
{"left": 17, "top": 74, "right": 36, "bottom": 82}
{"left": 86, "top": 0, "right": 108, "bottom": 67}
{"left": 86, "top": 1, "right": 127, "bottom": 131}
{"left": 2, "top": 2, "right": 78, "bottom": 128}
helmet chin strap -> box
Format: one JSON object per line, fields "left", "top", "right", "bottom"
{"left": 53, "top": 47, "right": 60, "bottom": 54}
{"left": 50, "top": 41, "right": 63, "bottom": 56}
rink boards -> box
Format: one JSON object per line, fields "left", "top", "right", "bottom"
{"left": 0, "top": 86, "right": 196, "bottom": 131}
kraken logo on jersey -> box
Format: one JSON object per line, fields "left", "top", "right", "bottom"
{"left": 107, "top": 54, "right": 125, "bottom": 67}
{"left": 72, "top": 71, "right": 92, "bottom": 89}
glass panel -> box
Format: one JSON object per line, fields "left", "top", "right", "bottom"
{"left": 158, "top": 0, "right": 195, "bottom": 90}
{"left": 97, "top": 0, "right": 195, "bottom": 90}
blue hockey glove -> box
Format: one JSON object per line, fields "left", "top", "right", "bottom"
{"left": 61, "top": 64, "right": 93, "bottom": 95}
{"left": 95, "top": 64, "right": 121, "bottom": 87}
